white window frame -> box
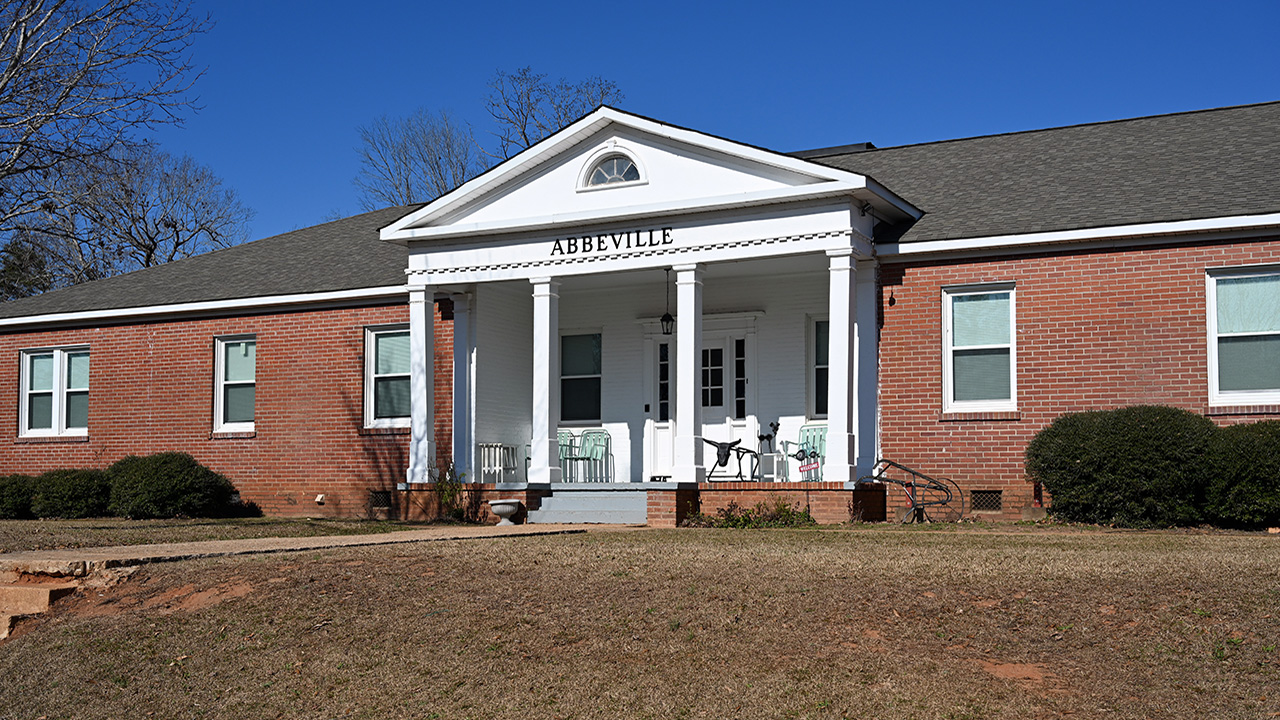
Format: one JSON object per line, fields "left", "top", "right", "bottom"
{"left": 809, "top": 316, "right": 830, "bottom": 420}
{"left": 214, "top": 335, "right": 256, "bottom": 433}
{"left": 1207, "top": 266, "right": 1280, "bottom": 406}
{"left": 560, "top": 330, "right": 603, "bottom": 425}
{"left": 942, "top": 284, "right": 1017, "bottom": 413}
{"left": 576, "top": 144, "right": 648, "bottom": 193}
{"left": 365, "top": 324, "right": 411, "bottom": 428}
{"left": 19, "top": 346, "right": 89, "bottom": 438}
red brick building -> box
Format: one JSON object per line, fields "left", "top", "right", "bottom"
{"left": 0, "top": 207, "right": 453, "bottom": 516}
{"left": 2, "top": 102, "right": 1277, "bottom": 522}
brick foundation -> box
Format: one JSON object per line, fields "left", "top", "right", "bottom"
{"left": 396, "top": 484, "right": 551, "bottom": 524}
{"left": 645, "top": 485, "right": 701, "bottom": 528}
{"left": 695, "top": 483, "right": 886, "bottom": 525}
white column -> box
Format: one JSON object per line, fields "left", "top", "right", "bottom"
{"left": 450, "top": 293, "right": 474, "bottom": 480}
{"left": 854, "top": 259, "right": 879, "bottom": 481}
{"left": 672, "top": 264, "right": 705, "bottom": 484}
{"left": 825, "top": 250, "right": 856, "bottom": 484}
{"left": 406, "top": 285, "right": 436, "bottom": 485}
{"left": 529, "top": 278, "right": 562, "bottom": 484}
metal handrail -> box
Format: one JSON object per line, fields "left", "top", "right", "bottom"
{"left": 857, "top": 459, "right": 965, "bottom": 523}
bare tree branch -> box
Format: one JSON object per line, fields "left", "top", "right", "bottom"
{"left": 0, "top": 0, "right": 209, "bottom": 229}
{"left": 485, "top": 67, "right": 623, "bottom": 161}
{"left": 353, "top": 109, "right": 480, "bottom": 209}
{"left": 5, "top": 143, "right": 252, "bottom": 293}
{"left": 353, "top": 68, "right": 624, "bottom": 208}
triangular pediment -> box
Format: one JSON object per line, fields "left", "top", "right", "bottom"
{"left": 382, "top": 108, "right": 917, "bottom": 244}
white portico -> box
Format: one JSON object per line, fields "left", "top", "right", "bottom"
{"left": 381, "top": 108, "right": 918, "bottom": 495}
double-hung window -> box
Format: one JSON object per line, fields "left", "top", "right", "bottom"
{"left": 561, "top": 333, "right": 601, "bottom": 423}
{"left": 365, "top": 326, "right": 411, "bottom": 427}
{"left": 943, "top": 285, "right": 1016, "bottom": 412}
{"left": 812, "top": 319, "right": 830, "bottom": 418}
{"left": 1209, "top": 269, "right": 1280, "bottom": 405}
{"left": 215, "top": 336, "right": 256, "bottom": 432}
{"left": 20, "top": 347, "right": 89, "bottom": 437}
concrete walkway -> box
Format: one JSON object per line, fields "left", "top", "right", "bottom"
{"left": 0, "top": 524, "right": 589, "bottom": 577}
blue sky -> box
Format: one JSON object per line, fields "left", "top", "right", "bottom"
{"left": 149, "top": 0, "right": 1280, "bottom": 241}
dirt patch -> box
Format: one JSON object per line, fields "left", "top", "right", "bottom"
{"left": 48, "top": 572, "right": 254, "bottom": 621}
{"left": 975, "top": 659, "right": 1054, "bottom": 684}
{"left": 140, "top": 580, "right": 253, "bottom": 613}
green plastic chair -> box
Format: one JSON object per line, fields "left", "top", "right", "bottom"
{"left": 558, "top": 430, "right": 576, "bottom": 482}
{"left": 573, "top": 429, "right": 614, "bottom": 483}
{"left": 780, "top": 424, "right": 827, "bottom": 481}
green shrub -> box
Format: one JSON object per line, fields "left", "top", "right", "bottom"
{"left": 1204, "top": 421, "right": 1280, "bottom": 529}
{"left": 682, "top": 498, "right": 817, "bottom": 529}
{"left": 0, "top": 474, "right": 36, "bottom": 519}
{"left": 30, "top": 469, "right": 111, "bottom": 519}
{"left": 1025, "top": 405, "right": 1216, "bottom": 528}
{"left": 108, "top": 452, "right": 237, "bottom": 519}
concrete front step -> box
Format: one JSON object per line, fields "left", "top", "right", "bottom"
{"left": 0, "top": 583, "right": 78, "bottom": 615}
{"left": 527, "top": 489, "right": 648, "bottom": 524}
{"left": 0, "top": 582, "right": 78, "bottom": 640}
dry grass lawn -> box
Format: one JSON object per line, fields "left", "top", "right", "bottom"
{"left": 2, "top": 526, "right": 1278, "bottom": 719}
{"left": 0, "top": 517, "right": 420, "bottom": 553}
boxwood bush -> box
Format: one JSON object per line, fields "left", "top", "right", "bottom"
{"left": 1025, "top": 405, "right": 1216, "bottom": 528}
{"left": 0, "top": 474, "right": 36, "bottom": 519}
{"left": 108, "top": 452, "right": 237, "bottom": 519}
{"left": 1204, "top": 420, "right": 1280, "bottom": 529}
{"left": 29, "top": 469, "right": 112, "bottom": 519}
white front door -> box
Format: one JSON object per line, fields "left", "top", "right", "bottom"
{"left": 644, "top": 337, "right": 675, "bottom": 480}
{"left": 701, "top": 332, "right": 757, "bottom": 479}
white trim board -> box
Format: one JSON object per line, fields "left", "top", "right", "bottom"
{"left": 0, "top": 285, "right": 409, "bottom": 331}
{"left": 878, "top": 212, "right": 1280, "bottom": 259}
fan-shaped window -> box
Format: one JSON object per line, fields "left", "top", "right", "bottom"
{"left": 587, "top": 155, "right": 640, "bottom": 186}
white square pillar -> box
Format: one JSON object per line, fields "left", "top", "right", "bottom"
{"left": 407, "top": 285, "right": 436, "bottom": 485}
{"left": 825, "top": 250, "right": 856, "bottom": 484}
{"left": 530, "top": 278, "right": 562, "bottom": 484}
{"left": 450, "top": 293, "right": 475, "bottom": 479}
{"left": 672, "top": 264, "right": 705, "bottom": 484}
{"left": 855, "top": 259, "right": 879, "bottom": 480}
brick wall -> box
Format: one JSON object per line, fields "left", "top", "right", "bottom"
{"left": 397, "top": 484, "right": 551, "bottom": 524}
{"left": 0, "top": 300, "right": 455, "bottom": 517}
{"left": 878, "top": 236, "right": 1280, "bottom": 519}
{"left": 696, "top": 482, "right": 887, "bottom": 524}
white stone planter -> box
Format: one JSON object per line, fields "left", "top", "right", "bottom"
{"left": 488, "top": 499, "right": 522, "bottom": 526}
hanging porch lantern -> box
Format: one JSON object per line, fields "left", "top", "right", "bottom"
{"left": 661, "top": 267, "right": 675, "bottom": 335}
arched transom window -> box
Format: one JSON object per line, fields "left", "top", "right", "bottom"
{"left": 587, "top": 155, "right": 640, "bottom": 186}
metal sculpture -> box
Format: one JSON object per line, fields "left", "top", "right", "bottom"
{"left": 703, "top": 437, "right": 759, "bottom": 481}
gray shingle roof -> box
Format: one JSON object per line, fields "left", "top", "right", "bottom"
{"left": 805, "top": 101, "right": 1280, "bottom": 244}
{"left": 0, "top": 204, "right": 423, "bottom": 321}
{"left": 3, "top": 102, "right": 1276, "bottom": 323}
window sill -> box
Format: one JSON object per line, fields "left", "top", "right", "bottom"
{"left": 939, "top": 411, "right": 1021, "bottom": 422}
{"left": 1207, "top": 404, "right": 1280, "bottom": 416}
{"left": 15, "top": 434, "right": 90, "bottom": 444}
{"left": 360, "top": 426, "right": 410, "bottom": 436}
{"left": 210, "top": 431, "right": 256, "bottom": 440}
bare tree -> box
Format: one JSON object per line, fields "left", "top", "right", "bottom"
{"left": 353, "top": 109, "right": 480, "bottom": 210}
{"left": 353, "top": 68, "right": 624, "bottom": 208}
{"left": 10, "top": 143, "right": 252, "bottom": 290}
{"left": 485, "top": 67, "right": 623, "bottom": 161}
{"left": 0, "top": 234, "right": 53, "bottom": 300}
{"left": 0, "top": 0, "right": 208, "bottom": 230}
